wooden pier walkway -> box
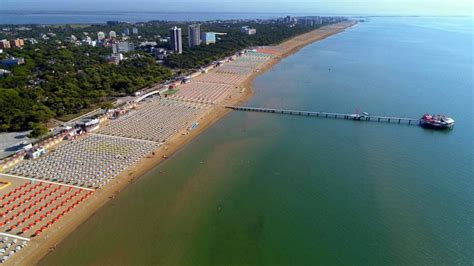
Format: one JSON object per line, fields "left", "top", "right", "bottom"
{"left": 225, "top": 106, "right": 421, "bottom": 125}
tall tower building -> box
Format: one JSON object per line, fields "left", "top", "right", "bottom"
{"left": 170, "top": 26, "right": 182, "bottom": 54}
{"left": 188, "top": 24, "right": 201, "bottom": 47}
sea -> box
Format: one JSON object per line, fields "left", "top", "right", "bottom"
{"left": 39, "top": 17, "right": 473, "bottom": 265}
{"left": 0, "top": 11, "right": 297, "bottom": 24}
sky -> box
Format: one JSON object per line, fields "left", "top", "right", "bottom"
{"left": 0, "top": 0, "right": 473, "bottom": 16}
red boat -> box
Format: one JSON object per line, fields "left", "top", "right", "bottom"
{"left": 420, "top": 114, "right": 455, "bottom": 129}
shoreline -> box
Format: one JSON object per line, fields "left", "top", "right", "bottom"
{"left": 12, "top": 20, "right": 356, "bottom": 266}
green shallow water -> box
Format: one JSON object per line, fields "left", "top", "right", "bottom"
{"left": 40, "top": 17, "right": 473, "bottom": 266}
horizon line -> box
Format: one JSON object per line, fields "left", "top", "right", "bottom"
{"left": 0, "top": 10, "right": 472, "bottom": 18}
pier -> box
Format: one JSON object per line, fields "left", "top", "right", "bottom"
{"left": 225, "top": 106, "right": 421, "bottom": 125}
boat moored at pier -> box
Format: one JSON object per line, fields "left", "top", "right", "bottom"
{"left": 420, "top": 114, "right": 455, "bottom": 129}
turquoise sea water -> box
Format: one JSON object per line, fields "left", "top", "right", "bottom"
{"left": 40, "top": 17, "right": 473, "bottom": 265}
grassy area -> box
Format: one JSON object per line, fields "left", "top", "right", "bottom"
{"left": 162, "top": 89, "right": 179, "bottom": 95}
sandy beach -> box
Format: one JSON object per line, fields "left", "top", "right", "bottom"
{"left": 7, "top": 20, "right": 356, "bottom": 266}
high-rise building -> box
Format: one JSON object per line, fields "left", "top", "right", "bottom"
{"left": 201, "top": 32, "right": 216, "bottom": 45}
{"left": 188, "top": 24, "right": 201, "bottom": 47}
{"left": 304, "top": 18, "right": 315, "bottom": 27}
{"left": 97, "top": 32, "right": 106, "bottom": 41}
{"left": 112, "top": 43, "right": 118, "bottom": 54}
{"left": 170, "top": 26, "right": 182, "bottom": 54}
{"left": 9, "top": 39, "right": 24, "bottom": 48}
{"left": 123, "top": 28, "right": 130, "bottom": 36}
{"left": 132, "top": 27, "right": 139, "bottom": 35}
{"left": 109, "top": 31, "right": 117, "bottom": 38}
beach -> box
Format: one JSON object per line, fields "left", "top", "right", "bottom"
{"left": 5, "top": 20, "right": 356, "bottom": 265}
{"left": 32, "top": 16, "right": 474, "bottom": 266}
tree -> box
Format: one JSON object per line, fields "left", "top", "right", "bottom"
{"left": 101, "top": 102, "right": 114, "bottom": 110}
{"left": 0, "top": 19, "right": 332, "bottom": 132}
{"left": 28, "top": 123, "right": 49, "bottom": 138}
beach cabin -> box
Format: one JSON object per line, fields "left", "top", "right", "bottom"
{"left": 76, "top": 118, "right": 100, "bottom": 132}
{"left": 26, "top": 147, "right": 47, "bottom": 159}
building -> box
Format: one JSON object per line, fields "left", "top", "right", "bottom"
{"left": 304, "top": 18, "right": 315, "bottom": 27}
{"left": 112, "top": 42, "right": 135, "bottom": 53}
{"left": 25, "top": 38, "right": 38, "bottom": 45}
{"left": 120, "top": 42, "right": 135, "bottom": 52}
{"left": 123, "top": 28, "right": 130, "bottom": 36}
{"left": 152, "top": 48, "right": 168, "bottom": 60}
{"left": 0, "top": 40, "right": 11, "bottom": 49}
{"left": 107, "top": 53, "right": 124, "bottom": 65}
{"left": 109, "top": 31, "right": 117, "bottom": 38}
{"left": 26, "top": 147, "right": 47, "bottom": 160}
{"left": 201, "top": 32, "right": 216, "bottom": 45}
{"left": 82, "top": 36, "right": 92, "bottom": 45}
{"left": 9, "top": 39, "right": 24, "bottom": 48}
{"left": 188, "top": 24, "right": 201, "bottom": 47}
{"left": 0, "top": 58, "right": 25, "bottom": 67}
{"left": 139, "top": 41, "right": 158, "bottom": 47}
{"left": 76, "top": 118, "right": 100, "bottom": 132}
{"left": 169, "top": 26, "right": 182, "bottom": 54}
{"left": 132, "top": 27, "right": 139, "bottom": 35}
{"left": 315, "top": 17, "right": 322, "bottom": 25}
{"left": 241, "top": 26, "right": 256, "bottom": 35}
{"left": 111, "top": 43, "right": 119, "bottom": 53}
{"left": 68, "top": 35, "right": 78, "bottom": 43}
{"left": 247, "top": 28, "right": 257, "bottom": 35}
{"left": 0, "top": 69, "right": 11, "bottom": 76}
{"left": 97, "top": 31, "right": 106, "bottom": 41}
